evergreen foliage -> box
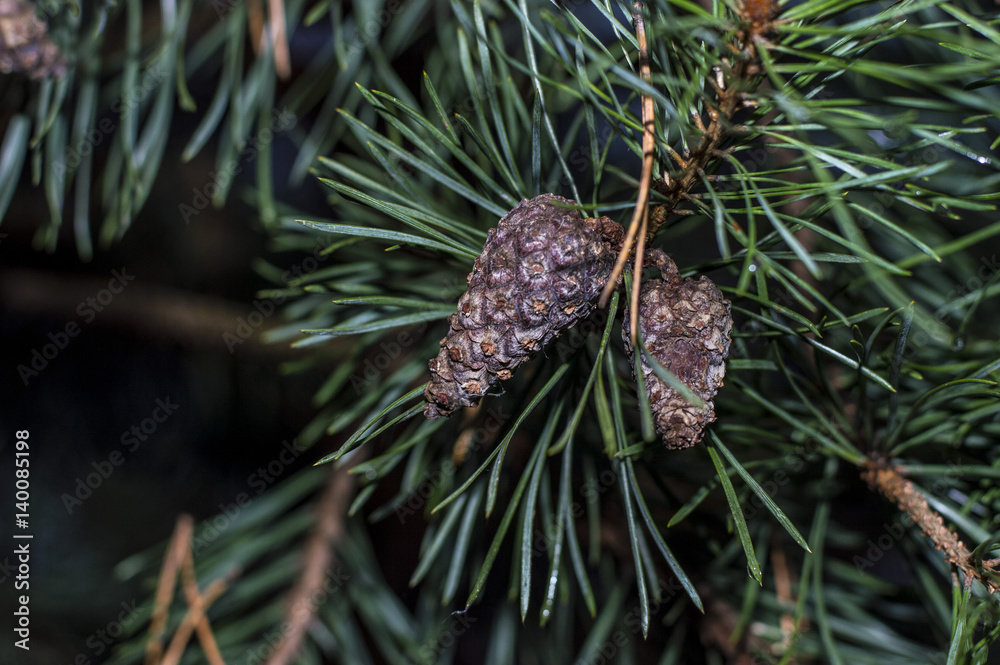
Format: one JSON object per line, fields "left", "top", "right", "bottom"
{"left": 7, "top": 0, "right": 1000, "bottom": 662}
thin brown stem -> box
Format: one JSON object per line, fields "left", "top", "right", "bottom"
{"left": 600, "top": 2, "right": 656, "bottom": 307}
{"left": 159, "top": 577, "right": 232, "bottom": 665}
{"left": 628, "top": 207, "right": 648, "bottom": 347}
{"left": 145, "top": 515, "right": 193, "bottom": 665}
{"left": 605, "top": 0, "right": 779, "bottom": 304}
{"left": 268, "top": 0, "right": 291, "bottom": 79}
{"left": 248, "top": 0, "right": 266, "bottom": 54}
{"left": 863, "top": 461, "right": 1000, "bottom": 593}
{"left": 770, "top": 534, "right": 801, "bottom": 651}
{"left": 180, "top": 550, "right": 232, "bottom": 665}
{"left": 646, "top": 2, "right": 777, "bottom": 237}
{"left": 263, "top": 455, "right": 364, "bottom": 665}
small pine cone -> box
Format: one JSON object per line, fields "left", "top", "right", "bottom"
{"left": 623, "top": 249, "right": 732, "bottom": 449}
{"left": 0, "top": 0, "right": 66, "bottom": 79}
{"left": 424, "top": 194, "right": 624, "bottom": 419}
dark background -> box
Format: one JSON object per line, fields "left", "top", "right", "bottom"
{"left": 0, "top": 18, "right": 344, "bottom": 657}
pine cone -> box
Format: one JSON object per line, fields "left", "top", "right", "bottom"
{"left": 624, "top": 249, "right": 732, "bottom": 449}
{"left": 0, "top": 0, "right": 66, "bottom": 79}
{"left": 424, "top": 194, "right": 624, "bottom": 419}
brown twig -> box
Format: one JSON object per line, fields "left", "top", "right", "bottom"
{"left": 145, "top": 515, "right": 193, "bottom": 665}
{"left": 144, "top": 514, "right": 239, "bottom": 665}
{"left": 863, "top": 461, "right": 1000, "bottom": 593}
{"left": 629, "top": 206, "right": 650, "bottom": 347}
{"left": 249, "top": 0, "right": 290, "bottom": 79}
{"left": 180, "top": 549, "right": 231, "bottom": 665}
{"left": 268, "top": 0, "right": 291, "bottom": 80}
{"left": 248, "top": 0, "right": 266, "bottom": 54}
{"left": 770, "top": 534, "right": 802, "bottom": 651}
{"left": 263, "top": 455, "right": 364, "bottom": 665}
{"left": 645, "top": 0, "right": 778, "bottom": 238}
{"left": 601, "top": 0, "right": 780, "bottom": 310}
{"left": 600, "top": 2, "right": 656, "bottom": 312}
{"left": 159, "top": 575, "right": 234, "bottom": 665}
{"left": 0, "top": 267, "right": 318, "bottom": 356}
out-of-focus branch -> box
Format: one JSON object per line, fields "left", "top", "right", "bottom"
{"left": 145, "top": 515, "right": 193, "bottom": 665}
{"left": 0, "top": 267, "right": 310, "bottom": 355}
{"left": 180, "top": 549, "right": 230, "bottom": 665}
{"left": 159, "top": 575, "right": 233, "bottom": 665}
{"left": 264, "top": 454, "right": 364, "bottom": 665}
{"left": 144, "top": 513, "right": 239, "bottom": 665}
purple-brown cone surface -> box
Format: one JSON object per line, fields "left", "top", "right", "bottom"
{"left": 424, "top": 194, "right": 623, "bottom": 419}
{"left": 624, "top": 250, "right": 732, "bottom": 449}
{"left": 0, "top": 0, "right": 66, "bottom": 79}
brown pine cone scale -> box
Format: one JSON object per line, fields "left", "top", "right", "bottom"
{"left": 624, "top": 250, "right": 732, "bottom": 449}
{"left": 0, "top": 0, "right": 66, "bottom": 79}
{"left": 424, "top": 194, "right": 623, "bottom": 419}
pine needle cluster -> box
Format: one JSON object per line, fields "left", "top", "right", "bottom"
{"left": 8, "top": 0, "right": 1000, "bottom": 663}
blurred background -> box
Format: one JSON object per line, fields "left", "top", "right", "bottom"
{"left": 0, "top": 90, "right": 319, "bottom": 664}
{"left": 0, "top": 3, "right": 361, "bottom": 660}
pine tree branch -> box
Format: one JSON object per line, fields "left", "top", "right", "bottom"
{"left": 862, "top": 461, "right": 1000, "bottom": 594}
{"left": 145, "top": 515, "right": 193, "bottom": 665}
{"left": 0, "top": 267, "right": 313, "bottom": 356}
{"left": 600, "top": 1, "right": 655, "bottom": 318}
{"left": 647, "top": 0, "right": 778, "bottom": 236}
{"left": 248, "top": 0, "right": 266, "bottom": 56}
{"left": 180, "top": 549, "right": 228, "bottom": 665}
{"left": 95, "top": 2, "right": 1000, "bottom": 661}
{"left": 264, "top": 452, "right": 365, "bottom": 665}
{"left": 144, "top": 513, "right": 239, "bottom": 665}
{"left": 159, "top": 574, "right": 233, "bottom": 665}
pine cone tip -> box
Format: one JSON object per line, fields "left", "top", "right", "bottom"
{"left": 424, "top": 194, "right": 624, "bottom": 419}
{"left": 625, "top": 251, "right": 732, "bottom": 449}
